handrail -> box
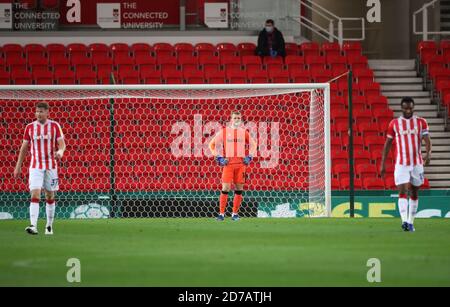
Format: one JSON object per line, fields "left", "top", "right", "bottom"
{"left": 289, "top": 0, "right": 365, "bottom": 46}
{"left": 413, "top": 0, "right": 450, "bottom": 40}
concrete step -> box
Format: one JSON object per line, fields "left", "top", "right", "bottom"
{"left": 374, "top": 71, "right": 417, "bottom": 77}
{"left": 427, "top": 180, "right": 450, "bottom": 188}
{"left": 423, "top": 145, "right": 450, "bottom": 152}
{"left": 430, "top": 137, "right": 450, "bottom": 145}
{"left": 383, "top": 91, "right": 430, "bottom": 97}
{"left": 389, "top": 105, "right": 437, "bottom": 111}
{"left": 425, "top": 166, "right": 450, "bottom": 173}
{"left": 393, "top": 111, "right": 437, "bottom": 117}
{"left": 388, "top": 98, "right": 431, "bottom": 104}
{"left": 426, "top": 173, "right": 450, "bottom": 180}
{"left": 426, "top": 118, "right": 446, "bottom": 125}
{"left": 429, "top": 131, "right": 450, "bottom": 138}
{"left": 368, "top": 59, "right": 415, "bottom": 71}
{"left": 426, "top": 152, "right": 450, "bottom": 159}
{"left": 377, "top": 77, "right": 423, "bottom": 84}
{"left": 381, "top": 84, "right": 424, "bottom": 91}
{"left": 425, "top": 159, "right": 450, "bottom": 165}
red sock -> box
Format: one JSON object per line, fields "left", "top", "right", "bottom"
{"left": 232, "top": 191, "right": 243, "bottom": 214}
{"left": 219, "top": 192, "right": 228, "bottom": 214}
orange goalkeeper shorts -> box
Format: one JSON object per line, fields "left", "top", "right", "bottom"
{"left": 222, "top": 164, "right": 246, "bottom": 184}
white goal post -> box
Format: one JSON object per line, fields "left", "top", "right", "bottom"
{"left": 0, "top": 83, "right": 331, "bottom": 219}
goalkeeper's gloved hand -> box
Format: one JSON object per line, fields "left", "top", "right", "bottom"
{"left": 243, "top": 155, "right": 253, "bottom": 165}
{"left": 270, "top": 49, "right": 278, "bottom": 57}
{"left": 216, "top": 156, "right": 229, "bottom": 166}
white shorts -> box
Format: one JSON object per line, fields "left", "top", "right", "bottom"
{"left": 29, "top": 168, "right": 59, "bottom": 191}
{"left": 394, "top": 164, "right": 424, "bottom": 187}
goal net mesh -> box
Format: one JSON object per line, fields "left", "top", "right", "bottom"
{"left": 0, "top": 85, "right": 330, "bottom": 219}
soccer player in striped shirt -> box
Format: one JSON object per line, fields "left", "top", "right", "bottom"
{"left": 208, "top": 111, "right": 257, "bottom": 221}
{"left": 13, "top": 102, "right": 66, "bottom": 235}
{"left": 380, "top": 97, "right": 432, "bottom": 232}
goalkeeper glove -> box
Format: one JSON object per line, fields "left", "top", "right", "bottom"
{"left": 243, "top": 155, "right": 253, "bottom": 165}
{"left": 270, "top": 49, "right": 278, "bottom": 57}
{"left": 216, "top": 156, "right": 229, "bottom": 166}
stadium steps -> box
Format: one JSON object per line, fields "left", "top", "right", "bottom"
{"left": 441, "top": 0, "right": 450, "bottom": 31}
{"left": 370, "top": 59, "right": 450, "bottom": 189}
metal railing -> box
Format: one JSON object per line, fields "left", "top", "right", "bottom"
{"left": 287, "top": 0, "right": 365, "bottom": 46}
{"left": 413, "top": 0, "right": 450, "bottom": 40}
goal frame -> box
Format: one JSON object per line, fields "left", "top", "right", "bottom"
{"left": 0, "top": 83, "right": 331, "bottom": 217}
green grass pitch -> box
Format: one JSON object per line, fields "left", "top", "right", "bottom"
{"left": 0, "top": 218, "right": 449, "bottom": 286}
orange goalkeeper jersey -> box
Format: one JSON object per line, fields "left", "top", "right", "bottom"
{"left": 209, "top": 126, "right": 256, "bottom": 165}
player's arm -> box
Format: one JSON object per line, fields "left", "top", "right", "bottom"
{"left": 14, "top": 140, "right": 29, "bottom": 178}
{"left": 55, "top": 138, "right": 66, "bottom": 160}
{"left": 423, "top": 134, "right": 431, "bottom": 166}
{"left": 380, "top": 121, "right": 395, "bottom": 178}
{"left": 54, "top": 123, "right": 66, "bottom": 160}
{"left": 380, "top": 138, "right": 393, "bottom": 177}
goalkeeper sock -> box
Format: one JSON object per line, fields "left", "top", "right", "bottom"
{"left": 219, "top": 191, "right": 229, "bottom": 215}
{"left": 46, "top": 199, "right": 55, "bottom": 227}
{"left": 30, "top": 199, "right": 40, "bottom": 227}
{"left": 232, "top": 191, "right": 243, "bottom": 215}
{"left": 408, "top": 196, "right": 418, "bottom": 225}
{"left": 398, "top": 194, "right": 408, "bottom": 223}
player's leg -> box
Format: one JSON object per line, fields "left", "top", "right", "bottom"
{"left": 43, "top": 169, "right": 59, "bottom": 234}
{"left": 26, "top": 169, "right": 45, "bottom": 235}
{"left": 394, "top": 165, "right": 410, "bottom": 231}
{"left": 44, "top": 190, "right": 55, "bottom": 235}
{"left": 407, "top": 165, "right": 424, "bottom": 232}
{"left": 231, "top": 166, "right": 246, "bottom": 221}
{"left": 217, "top": 166, "right": 232, "bottom": 220}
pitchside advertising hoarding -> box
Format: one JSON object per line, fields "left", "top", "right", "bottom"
{"left": 0, "top": 0, "right": 230, "bottom": 30}
{"left": 0, "top": 191, "right": 449, "bottom": 219}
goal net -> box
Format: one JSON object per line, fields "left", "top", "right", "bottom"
{"left": 0, "top": 84, "right": 330, "bottom": 219}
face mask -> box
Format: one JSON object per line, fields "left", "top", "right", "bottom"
{"left": 265, "top": 26, "right": 273, "bottom": 33}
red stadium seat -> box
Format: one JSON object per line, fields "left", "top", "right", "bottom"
{"left": 269, "top": 69, "right": 290, "bottom": 83}
{"left": 89, "top": 43, "right": 110, "bottom": 58}
{"left": 198, "top": 55, "right": 220, "bottom": 71}
{"left": 285, "top": 55, "right": 305, "bottom": 70}
{"left": 363, "top": 178, "right": 385, "bottom": 190}
{"left": 77, "top": 70, "right": 97, "bottom": 84}
{"left": 174, "top": 43, "right": 194, "bottom": 57}
{"left": 162, "top": 69, "right": 183, "bottom": 84}
{"left": 140, "top": 69, "right": 161, "bottom": 84}
{"left": 12, "top": 71, "right": 33, "bottom": 84}
{"left": 355, "top": 163, "right": 378, "bottom": 178}
{"left": 183, "top": 69, "right": 204, "bottom": 84}
{"left": 177, "top": 55, "right": 198, "bottom": 70}
{"left": 237, "top": 43, "right": 256, "bottom": 56}
{"left": 347, "top": 55, "right": 368, "bottom": 70}
{"left": 299, "top": 42, "right": 320, "bottom": 57}
{"left": 205, "top": 70, "right": 226, "bottom": 84}
{"left": 46, "top": 43, "right": 66, "bottom": 58}
{"left": 321, "top": 42, "right": 341, "bottom": 57}
{"left": 216, "top": 43, "right": 237, "bottom": 57}
{"left": 342, "top": 42, "right": 363, "bottom": 57}
{"left": 226, "top": 69, "right": 247, "bottom": 84}
{"left": 24, "top": 44, "right": 46, "bottom": 57}
{"left": 241, "top": 55, "right": 262, "bottom": 70}
{"left": 195, "top": 43, "right": 216, "bottom": 57}
{"left": 119, "top": 69, "right": 140, "bottom": 84}
{"left": 247, "top": 68, "right": 269, "bottom": 83}
{"left": 67, "top": 43, "right": 88, "bottom": 57}
{"left": 220, "top": 55, "right": 241, "bottom": 70}
{"left": 339, "top": 178, "right": 363, "bottom": 190}
{"left": 285, "top": 42, "right": 299, "bottom": 56}
{"left": 153, "top": 43, "right": 174, "bottom": 56}
{"left": 305, "top": 55, "right": 326, "bottom": 70}
{"left": 55, "top": 70, "right": 76, "bottom": 84}
{"left": 131, "top": 43, "right": 153, "bottom": 57}
{"left": 33, "top": 71, "right": 54, "bottom": 84}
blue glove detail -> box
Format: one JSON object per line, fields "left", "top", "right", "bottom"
{"left": 216, "top": 156, "right": 229, "bottom": 166}
{"left": 243, "top": 155, "right": 253, "bottom": 165}
{"left": 270, "top": 49, "right": 278, "bottom": 57}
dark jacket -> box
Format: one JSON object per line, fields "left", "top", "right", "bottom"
{"left": 255, "top": 27, "right": 286, "bottom": 57}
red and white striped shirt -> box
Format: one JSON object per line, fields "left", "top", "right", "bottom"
{"left": 23, "top": 120, "right": 64, "bottom": 170}
{"left": 386, "top": 116, "right": 429, "bottom": 166}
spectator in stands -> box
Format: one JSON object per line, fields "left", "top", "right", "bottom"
{"left": 256, "top": 19, "right": 286, "bottom": 57}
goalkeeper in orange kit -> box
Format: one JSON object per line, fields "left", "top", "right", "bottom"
{"left": 208, "top": 111, "right": 257, "bottom": 221}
